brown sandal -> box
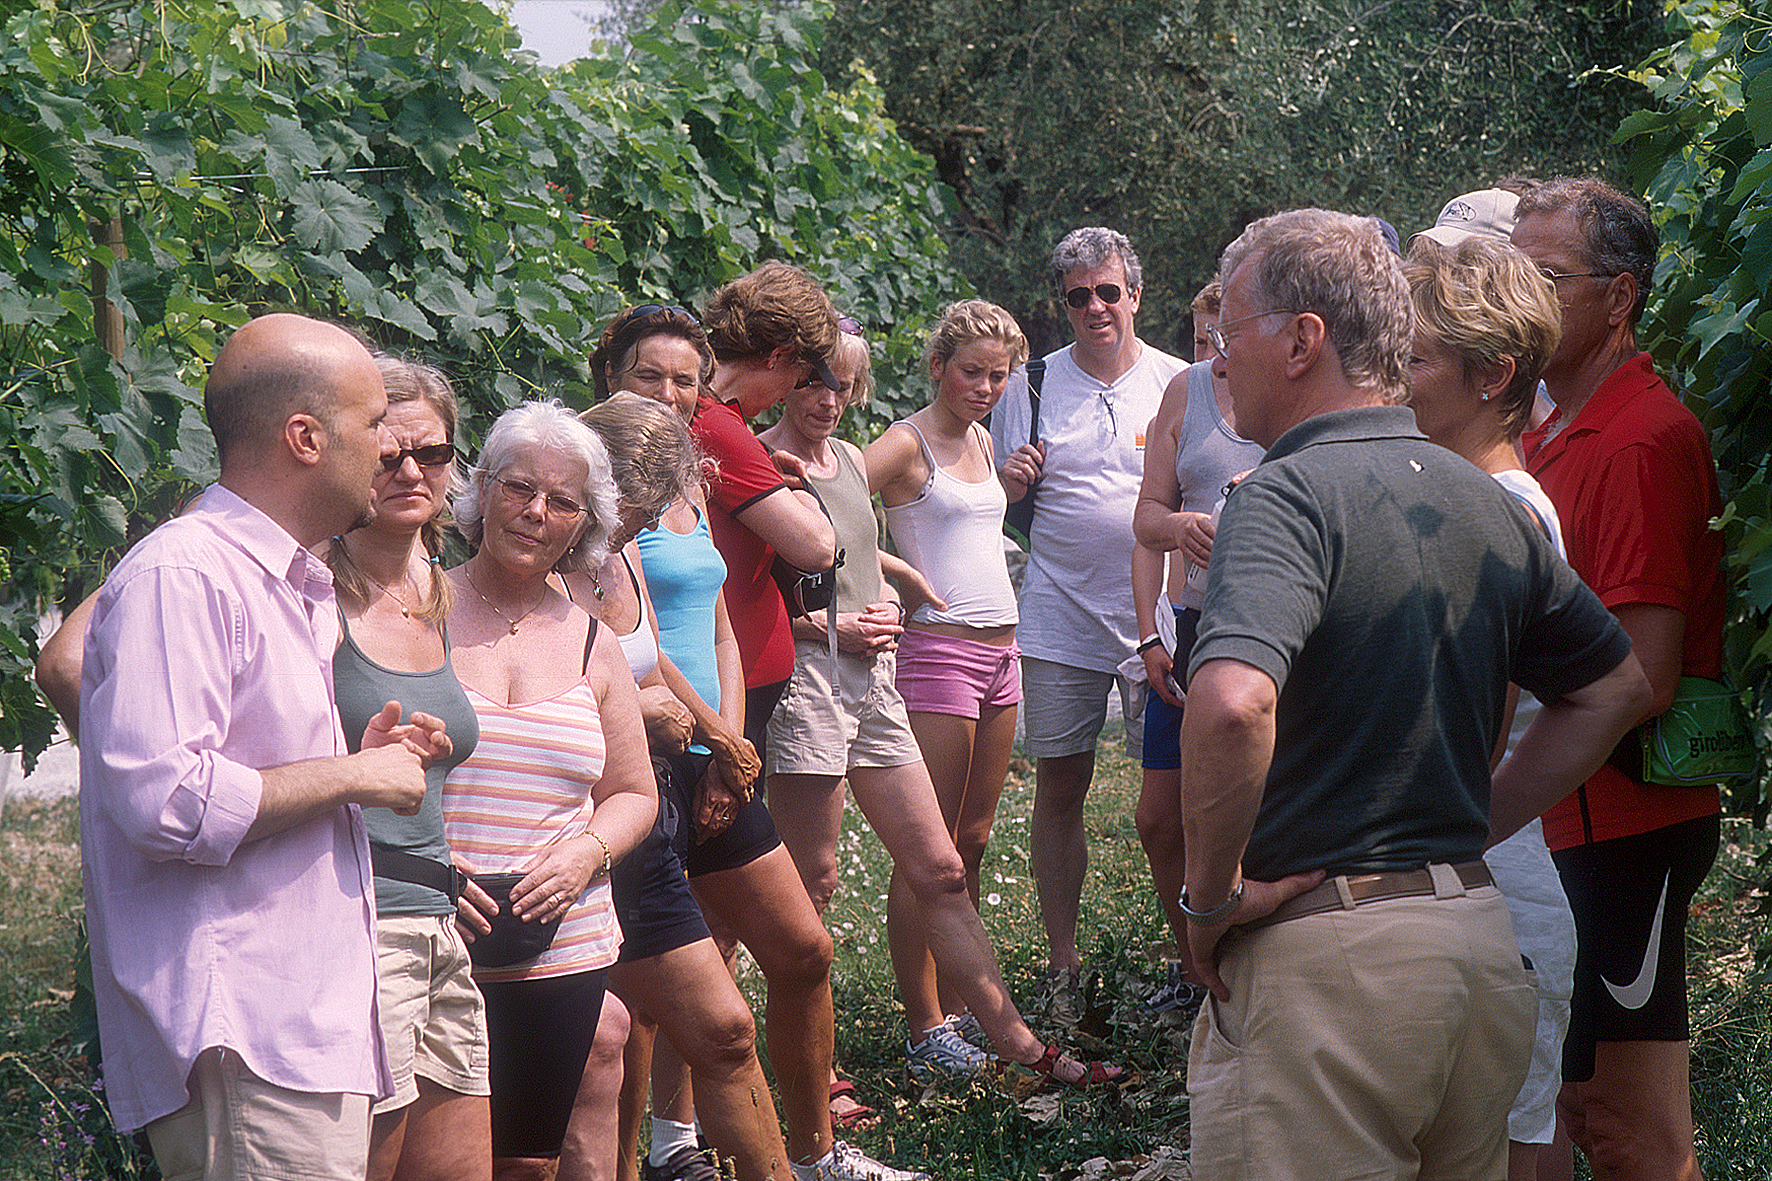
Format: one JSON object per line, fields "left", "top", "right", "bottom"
{"left": 1025, "top": 1043, "right": 1124, "bottom": 1088}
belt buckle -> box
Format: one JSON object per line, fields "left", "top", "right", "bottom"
{"left": 446, "top": 863, "right": 465, "bottom": 905}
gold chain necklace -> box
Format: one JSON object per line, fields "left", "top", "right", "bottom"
{"left": 466, "top": 568, "right": 547, "bottom": 635}
{"left": 363, "top": 570, "right": 418, "bottom": 618}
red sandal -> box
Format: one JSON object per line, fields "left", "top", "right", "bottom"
{"left": 1025, "top": 1043, "right": 1123, "bottom": 1088}
{"left": 829, "top": 1078, "right": 879, "bottom": 1129}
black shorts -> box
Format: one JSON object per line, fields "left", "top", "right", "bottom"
{"left": 1553, "top": 812, "right": 1719, "bottom": 1081}
{"left": 665, "top": 680, "right": 786, "bottom": 878}
{"left": 479, "top": 968, "right": 609, "bottom": 1157}
{"left": 611, "top": 771, "right": 710, "bottom": 962}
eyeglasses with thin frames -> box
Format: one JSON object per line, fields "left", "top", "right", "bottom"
{"left": 1064, "top": 283, "right": 1125, "bottom": 309}
{"left": 379, "top": 444, "right": 455, "bottom": 473}
{"left": 1205, "top": 309, "right": 1299, "bottom": 359}
{"left": 1538, "top": 268, "right": 1617, "bottom": 283}
{"left": 491, "top": 476, "right": 587, "bottom": 520}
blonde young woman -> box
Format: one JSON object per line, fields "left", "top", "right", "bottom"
{"left": 861, "top": 301, "right": 1123, "bottom": 1086}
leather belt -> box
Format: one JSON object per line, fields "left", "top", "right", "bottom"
{"left": 1240, "top": 861, "right": 1493, "bottom": 933}
{"left": 370, "top": 845, "right": 464, "bottom": 904}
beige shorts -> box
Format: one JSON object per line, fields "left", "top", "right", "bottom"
{"left": 767, "top": 640, "right": 923, "bottom": 776}
{"left": 146, "top": 1047, "right": 371, "bottom": 1181}
{"left": 1188, "top": 876, "right": 1536, "bottom": 1181}
{"left": 373, "top": 913, "right": 492, "bottom": 1114}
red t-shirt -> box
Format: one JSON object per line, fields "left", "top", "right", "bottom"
{"left": 1524, "top": 353, "right": 1725, "bottom": 849}
{"left": 689, "top": 396, "right": 794, "bottom": 689}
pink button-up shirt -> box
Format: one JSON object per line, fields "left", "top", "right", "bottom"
{"left": 79, "top": 485, "right": 390, "bottom": 1133}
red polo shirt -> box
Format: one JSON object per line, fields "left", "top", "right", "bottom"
{"left": 689, "top": 395, "right": 795, "bottom": 689}
{"left": 1524, "top": 353, "right": 1725, "bottom": 849}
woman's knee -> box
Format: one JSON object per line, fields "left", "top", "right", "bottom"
{"left": 952, "top": 822, "right": 994, "bottom": 874}
{"left": 753, "top": 918, "right": 834, "bottom": 988}
{"left": 678, "top": 998, "right": 760, "bottom": 1075}
{"left": 905, "top": 848, "right": 970, "bottom": 905}
{"left": 801, "top": 856, "right": 840, "bottom": 914}
{"left": 1134, "top": 781, "right": 1183, "bottom": 853}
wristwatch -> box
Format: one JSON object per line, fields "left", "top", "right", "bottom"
{"left": 1178, "top": 879, "right": 1245, "bottom": 926}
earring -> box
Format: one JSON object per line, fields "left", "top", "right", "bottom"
{"left": 1480, "top": 391, "right": 1491, "bottom": 402}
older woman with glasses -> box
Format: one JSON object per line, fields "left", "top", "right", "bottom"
{"left": 443, "top": 401, "right": 658, "bottom": 1181}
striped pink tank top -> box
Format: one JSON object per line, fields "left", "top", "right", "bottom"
{"left": 444, "top": 679, "right": 622, "bottom": 981}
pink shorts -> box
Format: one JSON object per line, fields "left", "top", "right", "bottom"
{"left": 894, "top": 628, "right": 1022, "bottom": 719}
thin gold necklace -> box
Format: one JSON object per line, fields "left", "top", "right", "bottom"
{"left": 467, "top": 568, "right": 547, "bottom": 635}
{"left": 363, "top": 570, "right": 418, "bottom": 618}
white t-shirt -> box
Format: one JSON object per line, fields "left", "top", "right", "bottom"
{"left": 991, "top": 340, "right": 1186, "bottom": 672}
{"left": 1491, "top": 468, "right": 1568, "bottom": 752}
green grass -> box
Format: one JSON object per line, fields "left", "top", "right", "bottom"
{"left": 4, "top": 739, "right": 1771, "bottom": 1178}
{"left": 0, "top": 793, "right": 143, "bottom": 1181}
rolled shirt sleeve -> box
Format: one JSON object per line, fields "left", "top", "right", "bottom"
{"left": 83, "top": 563, "right": 262, "bottom": 865}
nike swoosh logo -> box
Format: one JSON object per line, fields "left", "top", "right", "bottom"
{"left": 1604, "top": 871, "right": 1670, "bottom": 1010}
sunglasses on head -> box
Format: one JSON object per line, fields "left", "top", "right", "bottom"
{"left": 837, "top": 315, "right": 863, "bottom": 335}
{"left": 620, "top": 303, "right": 698, "bottom": 328}
{"left": 1064, "top": 283, "right": 1125, "bottom": 309}
{"left": 380, "top": 444, "right": 455, "bottom": 473}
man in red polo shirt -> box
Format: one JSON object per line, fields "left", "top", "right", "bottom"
{"left": 1515, "top": 176, "right": 1725, "bottom": 1181}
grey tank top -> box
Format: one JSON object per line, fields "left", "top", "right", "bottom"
{"left": 806, "top": 442, "right": 881, "bottom": 615}
{"left": 1174, "top": 362, "right": 1265, "bottom": 610}
{"left": 334, "top": 615, "right": 480, "bottom": 917}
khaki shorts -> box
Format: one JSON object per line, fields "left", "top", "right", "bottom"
{"left": 767, "top": 640, "right": 923, "bottom": 776}
{"left": 1188, "top": 875, "right": 1536, "bottom": 1181}
{"left": 146, "top": 1047, "right": 370, "bottom": 1181}
{"left": 373, "top": 913, "right": 492, "bottom": 1114}
{"left": 1020, "top": 655, "right": 1145, "bottom": 761}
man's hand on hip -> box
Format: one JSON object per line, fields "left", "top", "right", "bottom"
{"left": 1186, "top": 870, "right": 1326, "bottom": 1001}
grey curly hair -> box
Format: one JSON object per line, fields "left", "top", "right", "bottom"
{"left": 453, "top": 399, "right": 620, "bottom": 576}
{"left": 1051, "top": 227, "right": 1143, "bottom": 293}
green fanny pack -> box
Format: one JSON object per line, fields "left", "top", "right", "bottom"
{"left": 1622, "top": 675, "right": 1757, "bottom": 787}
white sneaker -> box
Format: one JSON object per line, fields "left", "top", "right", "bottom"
{"left": 905, "top": 1026, "right": 991, "bottom": 1081}
{"left": 792, "top": 1141, "right": 931, "bottom": 1181}
{"left": 942, "top": 1012, "right": 988, "bottom": 1049}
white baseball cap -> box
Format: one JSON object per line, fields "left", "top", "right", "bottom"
{"left": 1414, "top": 188, "right": 1520, "bottom": 246}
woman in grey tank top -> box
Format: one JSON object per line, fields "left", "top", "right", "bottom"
{"left": 1129, "top": 280, "right": 1263, "bottom": 1011}
{"left": 326, "top": 356, "right": 491, "bottom": 1181}
{"left": 763, "top": 329, "right": 1122, "bottom": 1091}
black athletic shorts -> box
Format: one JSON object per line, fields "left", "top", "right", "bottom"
{"left": 610, "top": 769, "right": 710, "bottom": 962}
{"left": 479, "top": 968, "right": 609, "bottom": 1157}
{"left": 1552, "top": 811, "right": 1719, "bottom": 1081}
{"left": 672, "top": 679, "right": 785, "bottom": 877}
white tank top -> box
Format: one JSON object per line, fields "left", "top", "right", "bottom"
{"left": 612, "top": 552, "right": 659, "bottom": 684}
{"left": 881, "top": 420, "right": 1019, "bottom": 627}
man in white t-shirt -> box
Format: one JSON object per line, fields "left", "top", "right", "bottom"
{"left": 992, "top": 227, "right": 1188, "bottom": 989}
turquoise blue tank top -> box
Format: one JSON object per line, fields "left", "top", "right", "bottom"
{"left": 636, "top": 504, "right": 728, "bottom": 715}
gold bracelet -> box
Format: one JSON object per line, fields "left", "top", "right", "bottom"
{"left": 587, "top": 830, "right": 612, "bottom": 880}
